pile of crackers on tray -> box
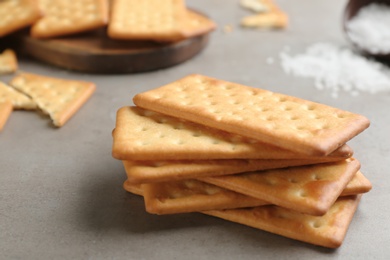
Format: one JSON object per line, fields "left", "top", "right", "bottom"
{"left": 0, "top": 0, "right": 216, "bottom": 41}
{"left": 112, "top": 74, "right": 372, "bottom": 248}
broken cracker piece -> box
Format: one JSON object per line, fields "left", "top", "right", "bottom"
{"left": 241, "top": 9, "right": 288, "bottom": 29}
{"left": 0, "top": 101, "right": 13, "bottom": 131}
{"left": 0, "top": 81, "right": 36, "bottom": 109}
{"left": 0, "top": 49, "right": 18, "bottom": 74}
{"left": 9, "top": 73, "right": 95, "bottom": 127}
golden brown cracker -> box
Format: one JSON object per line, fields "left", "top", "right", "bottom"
{"left": 108, "top": 0, "right": 187, "bottom": 41}
{"left": 200, "top": 158, "right": 361, "bottom": 216}
{"left": 9, "top": 73, "right": 95, "bottom": 127}
{"left": 31, "top": 0, "right": 108, "bottom": 38}
{"left": 142, "top": 179, "right": 265, "bottom": 215}
{"left": 123, "top": 180, "right": 143, "bottom": 196}
{"left": 241, "top": 10, "right": 288, "bottom": 29}
{"left": 122, "top": 154, "right": 352, "bottom": 184}
{"left": 112, "top": 106, "right": 353, "bottom": 161}
{"left": 0, "top": 100, "right": 13, "bottom": 131}
{"left": 180, "top": 9, "right": 216, "bottom": 39}
{"left": 0, "top": 0, "right": 41, "bottom": 37}
{"left": 133, "top": 74, "right": 370, "bottom": 156}
{"left": 204, "top": 195, "right": 362, "bottom": 248}
{"left": 0, "top": 81, "right": 36, "bottom": 109}
{"left": 0, "top": 49, "right": 18, "bottom": 74}
{"left": 343, "top": 171, "right": 372, "bottom": 195}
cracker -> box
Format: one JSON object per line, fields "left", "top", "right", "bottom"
{"left": 200, "top": 158, "right": 361, "bottom": 216}
{"left": 343, "top": 171, "right": 372, "bottom": 195}
{"left": 0, "top": 81, "right": 37, "bottom": 109}
{"left": 179, "top": 9, "right": 217, "bottom": 39}
{"left": 108, "top": 0, "right": 187, "bottom": 41}
{"left": 0, "top": 101, "right": 13, "bottom": 131}
{"left": 239, "top": 0, "right": 274, "bottom": 13}
{"left": 125, "top": 171, "right": 369, "bottom": 215}
{"left": 30, "top": 0, "right": 108, "bottom": 38}
{"left": 204, "top": 195, "right": 362, "bottom": 248}
{"left": 112, "top": 106, "right": 353, "bottom": 161}
{"left": 241, "top": 10, "right": 288, "bottom": 29}
{"left": 0, "top": 49, "right": 18, "bottom": 74}
{"left": 9, "top": 73, "right": 96, "bottom": 127}
{"left": 133, "top": 74, "right": 370, "bottom": 156}
{"left": 0, "top": 0, "right": 41, "bottom": 37}
{"left": 123, "top": 181, "right": 143, "bottom": 196}
{"left": 142, "top": 179, "right": 265, "bottom": 215}
{"left": 122, "top": 155, "right": 352, "bottom": 184}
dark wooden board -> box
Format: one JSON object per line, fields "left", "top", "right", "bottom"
{"left": 11, "top": 19, "right": 211, "bottom": 74}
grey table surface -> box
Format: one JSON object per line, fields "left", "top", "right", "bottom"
{"left": 1, "top": 0, "right": 389, "bottom": 259}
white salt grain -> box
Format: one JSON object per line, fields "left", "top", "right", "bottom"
{"left": 280, "top": 42, "right": 390, "bottom": 97}
{"left": 346, "top": 3, "right": 390, "bottom": 54}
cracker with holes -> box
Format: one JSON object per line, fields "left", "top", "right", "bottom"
{"left": 0, "top": 49, "right": 18, "bottom": 75}
{"left": 108, "top": 0, "right": 187, "bottom": 41}
{"left": 0, "top": 82, "right": 37, "bottom": 109}
{"left": 0, "top": 101, "right": 13, "bottom": 131}
{"left": 133, "top": 74, "right": 370, "bottom": 156}
{"left": 204, "top": 195, "right": 362, "bottom": 248}
{"left": 0, "top": 0, "right": 41, "bottom": 37}
{"left": 30, "top": 0, "right": 108, "bottom": 38}
{"left": 142, "top": 179, "right": 266, "bottom": 215}
{"left": 9, "top": 73, "right": 95, "bottom": 127}
{"left": 122, "top": 151, "right": 353, "bottom": 184}
{"left": 180, "top": 9, "right": 217, "bottom": 40}
{"left": 200, "top": 158, "right": 361, "bottom": 216}
{"left": 139, "top": 171, "right": 370, "bottom": 215}
{"left": 113, "top": 106, "right": 353, "bottom": 161}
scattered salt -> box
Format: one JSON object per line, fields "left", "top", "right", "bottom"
{"left": 346, "top": 3, "right": 390, "bottom": 54}
{"left": 279, "top": 42, "right": 390, "bottom": 98}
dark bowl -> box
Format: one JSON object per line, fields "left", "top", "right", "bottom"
{"left": 343, "top": 0, "right": 390, "bottom": 63}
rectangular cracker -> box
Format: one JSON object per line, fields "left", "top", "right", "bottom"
{"left": 0, "top": 0, "right": 41, "bottom": 37}
{"left": 0, "top": 101, "right": 13, "bottom": 131}
{"left": 9, "top": 73, "right": 96, "bottom": 127}
{"left": 0, "top": 49, "right": 18, "bottom": 74}
{"left": 133, "top": 74, "right": 370, "bottom": 156}
{"left": 108, "top": 0, "right": 187, "bottom": 41}
{"left": 179, "top": 9, "right": 217, "bottom": 40}
{"left": 204, "top": 195, "right": 362, "bottom": 248}
{"left": 140, "top": 170, "right": 369, "bottom": 215}
{"left": 200, "top": 158, "right": 361, "bottom": 216}
{"left": 0, "top": 81, "right": 37, "bottom": 109}
{"left": 122, "top": 155, "right": 352, "bottom": 184}
{"left": 31, "top": 0, "right": 108, "bottom": 38}
{"left": 112, "top": 106, "right": 353, "bottom": 161}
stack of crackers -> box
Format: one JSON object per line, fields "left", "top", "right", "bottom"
{"left": 0, "top": 0, "right": 216, "bottom": 42}
{"left": 112, "top": 74, "right": 372, "bottom": 248}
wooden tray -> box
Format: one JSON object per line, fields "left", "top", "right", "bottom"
{"left": 13, "top": 21, "right": 211, "bottom": 74}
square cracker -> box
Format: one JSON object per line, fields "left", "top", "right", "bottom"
{"left": 0, "top": 101, "right": 13, "bottom": 131}
{"left": 122, "top": 154, "right": 352, "bottom": 184}
{"left": 133, "top": 74, "right": 370, "bottom": 156}
{"left": 204, "top": 195, "right": 362, "bottom": 248}
{"left": 0, "top": 0, "right": 41, "bottom": 37}
{"left": 9, "top": 73, "right": 96, "bottom": 127}
{"left": 200, "top": 158, "right": 361, "bottom": 216}
{"left": 0, "top": 49, "right": 18, "bottom": 74}
{"left": 140, "top": 170, "right": 369, "bottom": 215}
{"left": 112, "top": 106, "right": 353, "bottom": 161}
{"left": 0, "top": 81, "right": 37, "bottom": 109}
{"left": 31, "top": 0, "right": 108, "bottom": 38}
{"left": 108, "top": 0, "right": 187, "bottom": 41}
